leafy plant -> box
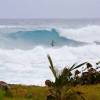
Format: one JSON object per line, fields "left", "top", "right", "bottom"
{"left": 46, "top": 55, "right": 86, "bottom": 100}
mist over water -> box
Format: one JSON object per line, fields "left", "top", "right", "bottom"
{"left": 0, "top": 19, "right": 100, "bottom": 85}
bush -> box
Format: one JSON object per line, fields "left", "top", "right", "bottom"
{"left": 0, "top": 89, "right": 6, "bottom": 100}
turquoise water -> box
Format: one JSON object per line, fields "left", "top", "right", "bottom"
{"left": 8, "top": 29, "right": 85, "bottom": 48}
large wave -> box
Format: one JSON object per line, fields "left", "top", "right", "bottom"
{"left": 0, "top": 25, "right": 100, "bottom": 49}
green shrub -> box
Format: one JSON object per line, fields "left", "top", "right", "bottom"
{"left": 0, "top": 89, "right": 6, "bottom": 100}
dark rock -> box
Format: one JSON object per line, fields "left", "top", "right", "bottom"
{"left": 0, "top": 81, "right": 10, "bottom": 91}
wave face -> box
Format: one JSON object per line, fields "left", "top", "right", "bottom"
{"left": 1, "top": 25, "right": 100, "bottom": 49}
{"left": 0, "top": 28, "right": 87, "bottom": 49}
{"left": 0, "top": 19, "right": 100, "bottom": 85}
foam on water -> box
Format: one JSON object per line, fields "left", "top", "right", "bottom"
{"left": 0, "top": 45, "right": 100, "bottom": 85}
{"left": 57, "top": 25, "right": 100, "bottom": 43}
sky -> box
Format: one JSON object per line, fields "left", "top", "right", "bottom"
{"left": 0, "top": 0, "right": 100, "bottom": 19}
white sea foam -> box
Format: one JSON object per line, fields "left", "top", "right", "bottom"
{"left": 57, "top": 25, "right": 100, "bottom": 43}
{"left": 0, "top": 45, "right": 100, "bottom": 85}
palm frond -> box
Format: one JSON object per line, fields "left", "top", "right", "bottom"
{"left": 47, "top": 55, "right": 57, "bottom": 79}
{"left": 72, "top": 62, "right": 87, "bottom": 71}
{"left": 69, "top": 63, "right": 77, "bottom": 71}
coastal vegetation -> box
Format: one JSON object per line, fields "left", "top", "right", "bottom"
{"left": 0, "top": 84, "right": 100, "bottom": 100}
{"left": 0, "top": 55, "right": 100, "bottom": 100}
{"left": 45, "top": 55, "right": 100, "bottom": 100}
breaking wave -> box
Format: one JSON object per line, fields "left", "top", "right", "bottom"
{"left": 0, "top": 25, "right": 100, "bottom": 49}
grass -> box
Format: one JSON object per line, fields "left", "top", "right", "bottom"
{"left": 73, "top": 84, "right": 100, "bottom": 100}
{"left": 0, "top": 84, "right": 47, "bottom": 100}
{"left": 0, "top": 84, "right": 100, "bottom": 100}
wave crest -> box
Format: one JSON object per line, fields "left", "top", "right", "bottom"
{"left": 57, "top": 25, "right": 100, "bottom": 43}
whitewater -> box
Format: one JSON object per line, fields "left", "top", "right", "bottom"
{"left": 0, "top": 19, "right": 100, "bottom": 85}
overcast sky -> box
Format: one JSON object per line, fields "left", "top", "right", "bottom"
{"left": 0, "top": 0, "right": 100, "bottom": 19}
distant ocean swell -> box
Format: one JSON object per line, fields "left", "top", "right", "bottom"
{"left": 0, "top": 24, "right": 100, "bottom": 85}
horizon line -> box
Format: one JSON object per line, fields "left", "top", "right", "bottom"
{"left": 0, "top": 18, "right": 100, "bottom": 20}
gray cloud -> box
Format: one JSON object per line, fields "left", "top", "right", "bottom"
{"left": 0, "top": 0, "right": 100, "bottom": 19}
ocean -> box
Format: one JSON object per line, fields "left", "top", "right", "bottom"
{"left": 0, "top": 19, "right": 100, "bottom": 85}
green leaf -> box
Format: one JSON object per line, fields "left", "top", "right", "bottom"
{"left": 47, "top": 55, "right": 57, "bottom": 79}
{"left": 69, "top": 63, "right": 77, "bottom": 71}
{"left": 72, "top": 62, "right": 87, "bottom": 70}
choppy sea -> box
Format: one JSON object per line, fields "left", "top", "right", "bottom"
{"left": 0, "top": 19, "right": 100, "bottom": 85}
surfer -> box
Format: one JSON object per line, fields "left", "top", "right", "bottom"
{"left": 50, "top": 40, "right": 55, "bottom": 47}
